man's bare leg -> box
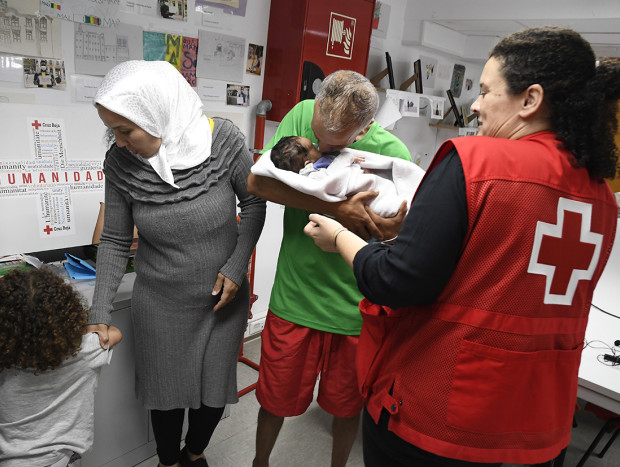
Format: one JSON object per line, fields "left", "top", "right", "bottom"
{"left": 331, "top": 412, "right": 361, "bottom": 467}
{"left": 252, "top": 406, "right": 285, "bottom": 467}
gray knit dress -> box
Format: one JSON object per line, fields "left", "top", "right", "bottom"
{"left": 88, "top": 118, "right": 266, "bottom": 410}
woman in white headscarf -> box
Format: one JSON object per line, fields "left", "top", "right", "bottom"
{"left": 86, "top": 60, "right": 266, "bottom": 467}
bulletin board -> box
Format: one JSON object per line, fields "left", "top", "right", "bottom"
{"left": 0, "top": 103, "right": 108, "bottom": 257}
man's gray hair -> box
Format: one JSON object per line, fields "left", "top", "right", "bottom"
{"left": 315, "top": 70, "right": 379, "bottom": 133}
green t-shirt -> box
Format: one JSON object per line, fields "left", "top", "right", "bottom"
{"left": 264, "top": 99, "right": 411, "bottom": 335}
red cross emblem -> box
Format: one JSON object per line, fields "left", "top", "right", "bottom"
{"left": 43, "top": 225, "right": 53, "bottom": 235}
{"left": 528, "top": 198, "right": 603, "bottom": 305}
{"left": 32, "top": 120, "right": 42, "bottom": 130}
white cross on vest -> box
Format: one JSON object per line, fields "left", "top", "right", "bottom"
{"left": 528, "top": 198, "right": 603, "bottom": 305}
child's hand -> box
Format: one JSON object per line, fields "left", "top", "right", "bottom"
{"left": 353, "top": 155, "right": 365, "bottom": 164}
{"left": 107, "top": 326, "right": 123, "bottom": 347}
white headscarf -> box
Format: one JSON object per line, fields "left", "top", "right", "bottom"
{"left": 94, "top": 60, "right": 211, "bottom": 188}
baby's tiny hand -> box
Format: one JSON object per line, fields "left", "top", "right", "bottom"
{"left": 353, "top": 155, "right": 365, "bottom": 164}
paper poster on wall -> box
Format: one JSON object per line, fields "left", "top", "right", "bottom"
{"left": 23, "top": 58, "right": 66, "bottom": 89}
{"left": 143, "top": 31, "right": 166, "bottom": 61}
{"left": 158, "top": 0, "right": 188, "bottom": 21}
{"left": 40, "top": 0, "right": 121, "bottom": 28}
{"left": 0, "top": 1, "right": 63, "bottom": 58}
{"left": 0, "top": 104, "right": 107, "bottom": 256}
{"left": 196, "top": 30, "right": 245, "bottom": 83}
{"left": 121, "top": 0, "right": 158, "bottom": 16}
{"left": 419, "top": 56, "right": 438, "bottom": 89}
{"left": 74, "top": 22, "right": 143, "bottom": 76}
{"left": 73, "top": 75, "right": 103, "bottom": 102}
{"left": 195, "top": 0, "right": 247, "bottom": 17}
{"left": 196, "top": 78, "right": 226, "bottom": 102}
{"left": 371, "top": 1, "right": 390, "bottom": 39}
{"left": 143, "top": 32, "right": 198, "bottom": 87}
{"left": 246, "top": 44, "right": 263, "bottom": 76}
{"left": 182, "top": 37, "right": 198, "bottom": 87}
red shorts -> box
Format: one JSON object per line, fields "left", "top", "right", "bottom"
{"left": 256, "top": 311, "right": 363, "bottom": 418}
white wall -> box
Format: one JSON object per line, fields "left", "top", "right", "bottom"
{"left": 367, "top": 0, "right": 484, "bottom": 168}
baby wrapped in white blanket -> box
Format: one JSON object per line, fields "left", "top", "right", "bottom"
{"left": 251, "top": 136, "right": 425, "bottom": 217}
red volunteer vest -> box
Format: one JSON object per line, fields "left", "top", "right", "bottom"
{"left": 357, "top": 132, "right": 617, "bottom": 464}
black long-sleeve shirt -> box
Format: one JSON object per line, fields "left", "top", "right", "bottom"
{"left": 353, "top": 148, "right": 468, "bottom": 309}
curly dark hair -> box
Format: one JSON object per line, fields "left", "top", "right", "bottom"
{"left": 490, "top": 27, "right": 620, "bottom": 181}
{"left": 0, "top": 268, "right": 88, "bottom": 374}
{"left": 271, "top": 136, "right": 310, "bottom": 173}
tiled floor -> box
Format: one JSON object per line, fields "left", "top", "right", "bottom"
{"left": 136, "top": 336, "right": 619, "bottom": 467}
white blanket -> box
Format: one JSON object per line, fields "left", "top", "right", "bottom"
{"left": 251, "top": 147, "right": 425, "bottom": 217}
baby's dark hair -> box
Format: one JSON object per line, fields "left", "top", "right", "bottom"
{"left": 0, "top": 268, "right": 88, "bottom": 374}
{"left": 271, "top": 136, "right": 310, "bottom": 173}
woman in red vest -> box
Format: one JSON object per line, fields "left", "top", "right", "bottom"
{"left": 304, "top": 27, "right": 620, "bottom": 467}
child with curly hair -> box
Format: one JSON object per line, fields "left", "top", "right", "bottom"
{"left": 0, "top": 268, "right": 121, "bottom": 466}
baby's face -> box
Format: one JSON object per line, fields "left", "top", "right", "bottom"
{"left": 297, "top": 137, "right": 323, "bottom": 164}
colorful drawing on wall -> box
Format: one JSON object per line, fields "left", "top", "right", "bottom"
{"left": 158, "top": 0, "right": 188, "bottom": 21}
{"left": 420, "top": 55, "right": 438, "bottom": 89}
{"left": 195, "top": 0, "right": 247, "bottom": 17}
{"left": 182, "top": 37, "right": 199, "bottom": 87}
{"left": 164, "top": 34, "right": 183, "bottom": 69}
{"left": 246, "top": 43, "right": 263, "bottom": 76}
{"left": 143, "top": 31, "right": 166, "bottom": 60}
{"left": 40, "top": 0, "right": 121, "bottom": 28}
{"left": 23, "top": 58, "right": 66, "bottom": 89}
{"left": 371, "top": 1, "right": 390, "bottom": 39}
{"left": 227, "top": 84, "right": 249, "bottom": 106}
{"left": 144, "top": 31, "right": 198, "bottom": 87}
{"left": 450, "top": 64, "right": 466, "bottom": 98}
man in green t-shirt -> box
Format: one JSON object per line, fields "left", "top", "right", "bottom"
{"left": 248, "top": 70, "right": 411, "bottom": 467}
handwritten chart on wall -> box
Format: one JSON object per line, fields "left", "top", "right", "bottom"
{"left": 0, "top": 104, "right": 108, "bottom": 256}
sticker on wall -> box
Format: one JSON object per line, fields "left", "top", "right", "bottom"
{"left": 326, "top": 12, "right": 356, "bottom": 60}
{"left": 450, "top": 64, "right": 466, "bottom": 98}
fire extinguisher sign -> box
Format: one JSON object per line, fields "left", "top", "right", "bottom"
{"left": 326, "top": 12, "right": 356, "bottom": 60}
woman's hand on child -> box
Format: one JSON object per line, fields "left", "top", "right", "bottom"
{"left": 86, "top": 323, "right": 111, "bottom": 349}
{"left": 304, "top": 214, "right": 344, "bottom": 252}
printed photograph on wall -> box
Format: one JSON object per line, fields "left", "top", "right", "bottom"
{"left": 226, "top": 84, "right": 249, "bottom": 106}
{"left": 450, "top": 64, "right": 466, "bottom": 98}
{"left": 399, "top": 94, "right": 420, "bottom": 118}
{"left": 246, "top": 44, "right": 263, "bottom": 75}
{"left": 159, "top": 0, "right": 188, "bottom": 21}
{"left": 23, "top": 58, "right": 66, "bottom": 89}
